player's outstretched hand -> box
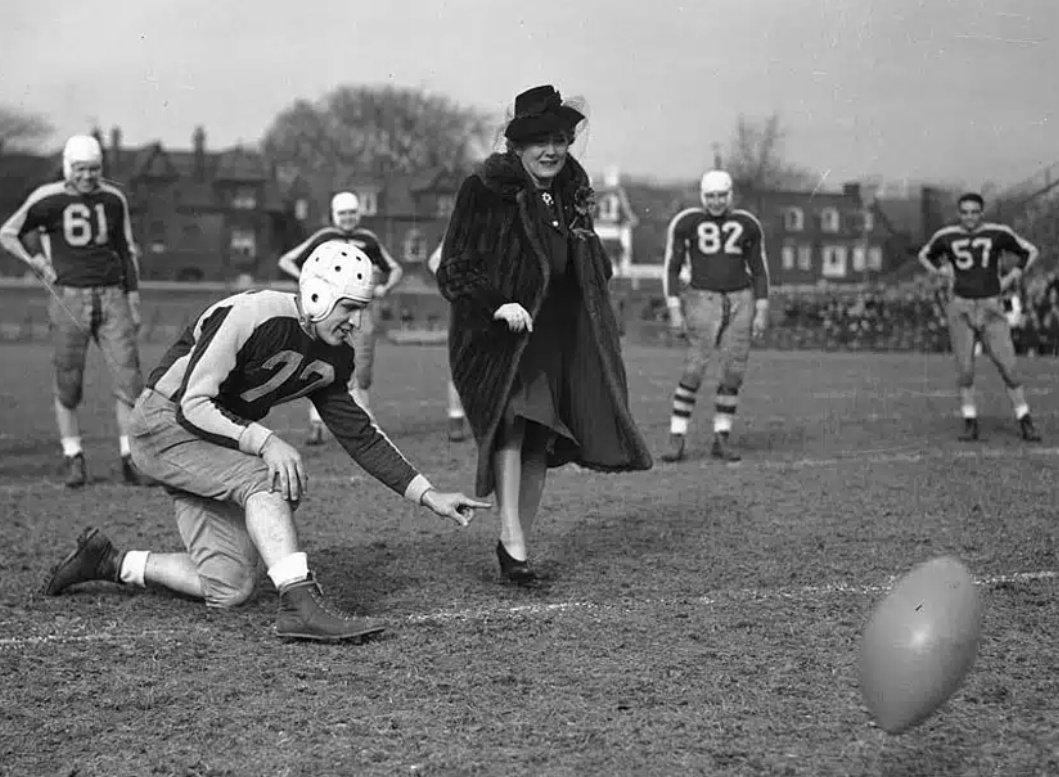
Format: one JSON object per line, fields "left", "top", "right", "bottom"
{"left": 262, "top": 435, "right": 308, "bottom": 502}
{"left": 421, "top": 489, "right": 491, "bottom": 527}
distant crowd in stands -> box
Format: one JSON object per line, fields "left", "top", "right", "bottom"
{"left": 638, "top": 270, "right": 1059, "bottom": 355}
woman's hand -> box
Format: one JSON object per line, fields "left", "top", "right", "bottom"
{"left": 494, "top": 303, "right": 534, "bottom": 333}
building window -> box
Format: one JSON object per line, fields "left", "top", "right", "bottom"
{"left": 868, "top": 246, "right": 883, "bottom": 271}
{"left": 435, "top": 194, "right": 455, "bottom": 218}
{"left": 863, "top": 210, "right": 874, "bottom": 232}
{"left": 820, "top": 207, "right": 840, "bottom": 233}
{"left": 821, "top": 245, "right": 847, "bottom": 277}
{"left": 232, "top": 187, "right": 257, "bottom": 210}
{"left": 852, "top": 245, "right": 867, "bottom": 272}
{"left": 230, "top": 228, "right": 256, "bottom": 258}
{"left": 403, "top": 228, "right": 427, "bottom": 263}
{"left": 597, "top": 194, "right": 620, "bottom": 223}
{"left": 781, "top": 244, "right": 796, "bottom": 270}
{"left": 356, "top": 191, "right": 378, "bottom": 216}
{"left": 784, "top": 207, "right": 804, "bottom": 232}
{"left": 797, "top": 245, "right": 813, "bottom": 271}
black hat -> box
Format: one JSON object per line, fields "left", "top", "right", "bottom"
{"left": 504, "top": 85, "right": 585, "bottom": 143}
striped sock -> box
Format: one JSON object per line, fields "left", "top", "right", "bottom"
{"left": 670, "top": 382, "right": 698, "bottom": 435}
{"left": 714, "top": 388, "right": 739, "bottom": 434}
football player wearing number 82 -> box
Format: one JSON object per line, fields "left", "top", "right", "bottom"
{"left": 917, "top": 193, "right": 1042, "bottom": 443}
{"left": 660, "top": 170, "right": 770, "bottom": 464}
{"left": 42, "top": 240, "right": 490, "bottom": 643}
{"left": 0, "top": 134, "right": 148, "bottom": 488}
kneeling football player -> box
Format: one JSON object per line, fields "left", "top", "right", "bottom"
{"left": 43, "top": 240, "right": 488, "bottom": 643}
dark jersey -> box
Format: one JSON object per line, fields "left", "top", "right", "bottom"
{"left": 664, "top": 207, "right": 769, "bottom": 299}
{"left": 147, "top": 290, "right": 421, "bottom": 496}
{"left": 285, "top": 227, "right": 392, "bottom": 275}
{"left": 0, "top": 180, "right": 138, "bottom": 291}
{"left": 920, "top": 223, "right": 1035, "bottom": 299}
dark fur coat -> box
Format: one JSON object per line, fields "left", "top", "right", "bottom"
{"left": 436, "top": 151, "right": 653, "bottom": 497}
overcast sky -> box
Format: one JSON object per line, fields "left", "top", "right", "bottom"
{"left": 2, "top": 0, "right": 1055, "bottom": 191}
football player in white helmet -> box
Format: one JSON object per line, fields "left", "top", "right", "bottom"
{"left": 277, "top": 190, "right": 403, "bottom": 444}
{"left": 660, "top": 169, "right": 770, "bottom": 463}
{"left": 43, "top": 239, "right": 489, "bottom": 643}
{"left": 0, "top": 134, "right": 148, "bottom": 487}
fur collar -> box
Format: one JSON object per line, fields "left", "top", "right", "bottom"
{"left": 476, "top": 151, "right": 596, "bottom": 232}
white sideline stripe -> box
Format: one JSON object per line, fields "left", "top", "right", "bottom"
{"left": 4, "top": 446, "right": 1059, "bottom": 495}
{"left": 2, "top": 570, "right": 1055, "bottom": 649}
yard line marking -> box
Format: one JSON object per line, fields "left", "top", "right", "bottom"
{"left": 3, "top": 570, "right": 1054, "bottom": 649}
{"left": 4, "top": 446, "right": 1059, "bottom": 495}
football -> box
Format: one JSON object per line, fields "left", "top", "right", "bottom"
{"left": 858, "top": 556, "right": 984, "bottom": 734}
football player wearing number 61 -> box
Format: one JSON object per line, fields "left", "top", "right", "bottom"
{"left": 0, "top": 134, "right": 148, "bottom": 488}
{"left": 42, "top": 240, "right": 489, "bottom": 643}
{"left": 917, "top": 192, "right": 1041, "bottom": 443}
{"left": 660, "top": 170, "right": 769, "bottom": 464}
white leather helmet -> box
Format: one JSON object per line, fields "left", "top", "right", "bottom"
{"left": 298, "top": 240, "right": 375, "bottom": 322}
{"left": 700, "top": 170, "right": 733, "bottom": 201}
{"left": 330, "top": 191, "right": 360, "bottom": 225}
{"left": 62, "top": 135, "right": 103, "bottom": 181}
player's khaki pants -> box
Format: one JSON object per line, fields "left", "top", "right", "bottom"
{"left": 681, "top": 287, "right": 754, "bottom": 391}
{"left": 49, "top": 284, "right": 144, "bottom": 408}
{"left": 946, "top": 295, "right": 1020, "bottom": 388}
{"left": 350, "top": 304, "right": 379, "bottom": 390}
{"left": 129, "top": 389, "right": 277, "bottom": 608}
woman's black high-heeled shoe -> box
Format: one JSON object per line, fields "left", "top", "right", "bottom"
{"left": 496, "top": 541, "right": 541, "bottom": 587}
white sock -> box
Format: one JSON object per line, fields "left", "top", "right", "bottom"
{"left": 61, "top": 436, "right": 83, "bottom": 458}
{"left": 959, "top": 388, "right": 977, "bottom": 419}
{"left": 713, "top": 414, "right": 734, "bottom": 434}
{"left": 267, "top": 552, "right": 309, "bottom": 590}
{"left": 119, "top": 550, "right": 149, "bottom": 588}
{"left": 448, "top": 408, "right": 466, "bottom": 420}
{"left": 119, "top": 436, "right": 132, "bottom": 458}
{"left": 670, "top": 416, "right": 689, "bottom": 435}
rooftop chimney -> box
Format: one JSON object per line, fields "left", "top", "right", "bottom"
{"left": 193, "top": 126, "right": 206, "bottom": 181}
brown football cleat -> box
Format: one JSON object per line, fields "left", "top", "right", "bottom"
{"left": 660, "top": 433, "right": 686, "bottom": 463}
{"left": 710, "top": 432, "right": 742, "bottom": 463}
{"left": 275, "top": 574, "right": 386, "bottom": 643}
{"left": 43, "top": 527, "right": 125, "bottom": 595}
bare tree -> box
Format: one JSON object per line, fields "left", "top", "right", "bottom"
{"left": 725, "top": 113, "right": 814, "bottom": 191}
{"left": 262, "top": 84, "right": 492, "bottom": 200}
{"left": 0, "top": 105, "right": 53, "bottom": 152}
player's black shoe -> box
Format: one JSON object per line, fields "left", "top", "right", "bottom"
{"left": 660, "top": 433, "right": 686, "bottom": 463}
{"left": 447, "top": 416, "right": 467, "bottom": 443}
{"left": 958, "top": 418, "right": 980, "bottom": 442}
{"left": 275, "top": 574, "right": 386, "bottom": 643}
{"left": 711, "top": 432, "right": 742, "bottom": 463}
{"left": 43, "top": 527, "right": 125, "bottom": 596}
{"left": 305, "top": 422, "right": 326, "bottom": 447}
{"left": 64, "top": 453, "right": 87, "bottom": 488}
{"left": 1019, "top": 415, "right": 1042, "bottom": 442}
{"left": 121, "top": 455, "right": 158, "bottom": 487}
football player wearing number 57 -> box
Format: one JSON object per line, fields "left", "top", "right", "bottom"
{"left": 917, "top": 193, "right": 1042, "bottom": 443}
{"left": 660, "top": 170, "right": 770, "bottom": 464}
{"left": 0, "top": 134, "right": 149, "bottom": 488}
{"left": 42, "top": 240, "right": 489, "bottom": 643}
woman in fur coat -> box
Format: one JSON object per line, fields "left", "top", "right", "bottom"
{"left": 436, "top": 85, "right": 653, "bottom": 586}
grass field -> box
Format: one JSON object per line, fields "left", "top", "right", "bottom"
{"left": 1, "top": 340, "right": 1057, "bottom": 777}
